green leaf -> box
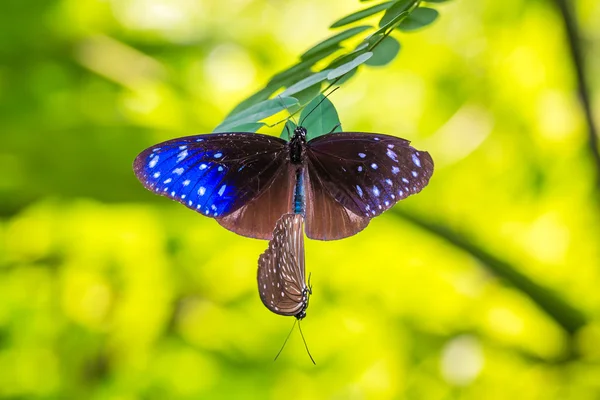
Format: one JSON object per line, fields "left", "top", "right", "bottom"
{"left": 214, "top": 122, "right": 265, "bottom": 133}
{"left": 423, "top": 0, "right": 450, "bottom": 2}
{"left": 397, "top": 7, "right": 439, "bottom": 31}
{"left": 379, "top": 0, "right": 415, "bottom": 28}
{"left": 269, "top": 45, "right": 342, "bottom": 87}
{"left": 335, "top": 68, "right": 358, "bottom": 85}
{"left": 330, "top": 2, "right": 394, "bottom": 28}
{"left": 299, "top": 94, "right": 343, "bottom": 140}
{"left": 293, "top": 83, "right": 324, "bottom": 107}
{"left": 327, "top": 52, "right": 373, "bottom": 80}
{"left": 280, "top": 120, "right": 297, "bottom": 140}
{"left": 365, "top": 36, "right": 401, "bottom": 66}
{"left": 226, "top": 85, "right": 278, "bottom": 118}
{"left": 279, "top": 70, "right": 331, "bottom": 97}
{"left": 215, "top": 97, "right": 298, "bottom": 132}
{"left": 301, "top": 25, "right": 371, "bottom": 60}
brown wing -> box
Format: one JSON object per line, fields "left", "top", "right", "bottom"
{"left": 217, "top": 164, "right": 295, "bottom": 240}
{"left": 257, "top": 214, "right": 307, "bottom": 316}
{"left": 303, "top": 166, "right": 370, "bottom": 240}
{"left": 304, "top": 132, "right": 434, "bottom": 240}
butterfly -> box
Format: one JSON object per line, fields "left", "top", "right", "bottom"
{"left": 258, "top": 213, "right": 311, "bottom": 319}
{"left": 133, "top": 126, "right": 434, "bottom": 240}
{"left": 257, "top": 213, "right": 314, "bottom": 363}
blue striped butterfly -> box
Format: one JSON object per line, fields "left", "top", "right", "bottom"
{"left": 133, "top": 125, "right": 433, "bottom": 240}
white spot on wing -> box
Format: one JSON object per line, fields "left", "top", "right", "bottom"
{"left": 218, "top": 185, "right": 226, "bottom": 196}
{"left": 402, "top": 178, "right": 409, "bottom": 184}
{"left": 153, "top": 172, "right": 160, "bottom": 178}
{"left": 183, "top": 180, "right": 190, "bottom": 186}
{"left": 371, "top": 163, "right": 378, "bottom": 170}
{"left": 385, "top": 179, "right": 392, "bottom": 186}
{"left": 176, "top": 150, "right": 188, "bottom": 162}
{"left": 387, "top": 149, "right": 398, "bottom": 162}
{"left": 198, "top": 186, "right": 206, "bottom": 196}
{"left": 214, "top": 152, "right": 223, "bottom": 158}
{"left": 412, "top": 170, "right": 418, "bottom": 177}
{"left": 392, "top": 166, "right": 400, "bottom": 174}
{"left": 356, "top": 185, "right": 363, "bottom": 197}
{"left": 412, "top": 154, "right": 421, "bottom": 167}
{"left": 173, "top": 167, "right": 184, "bottom": 175}
{"left": 199, "top": 164, "right": 207, "bottom": 170}
{"left": 149, "top": 156, "right": 159, "bottom": 168}
{"left": 358, "top": 152, "right": 366, "bottom": 158}
{"left": 373, "top": 186, "right": 380, "bottom": 197}
{"left": 163, "top": 178, "right": 172, "bottom": 184}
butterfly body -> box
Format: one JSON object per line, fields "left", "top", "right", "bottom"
{"left": 134, "top": 126, "right": 433, "bottom": 240}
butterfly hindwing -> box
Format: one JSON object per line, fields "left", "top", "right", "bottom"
{"left": 133, "top": 132, "right": 290, "bottom": 237}
{"left": 303, "top": 166, "right": 370, "bottom": 240}
{"left": 257, "top": 214, "right": 307, "bottom": 317}
{"left": 216, "top": 163, "right": 296, "bottom": 240}
{"left": 304, "top": 132, "right": 433, "bottom": 239}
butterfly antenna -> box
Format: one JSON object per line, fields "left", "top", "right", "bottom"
{"left": 274, "top": 319, "right": 297, "bottom": 362}
{"left": 284, "top": 122, "right": 292, "bottom": 140}
{"left": 299, "top": 87, "right": 340, "bottom": 127}
{"left": 298, "top": 322, "right": 316, "bottom": 365}
{"left": 327, "top": 123, "right": 341, "bottom": 134}
{"left": 267, "top": 96, "right": 300, "bottom": 131}
{"left": 308, "top": 272, "right": 313, "bottom": 294}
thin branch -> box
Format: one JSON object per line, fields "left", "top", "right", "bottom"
{"left": 392, "top": 209, "right": 588, "bottom": 336}
{"left": 553, "top": 0, "right": 600, "bottom": 191}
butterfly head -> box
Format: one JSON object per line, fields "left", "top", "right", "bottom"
{"left": 294, "top": 286, "right": 311, "bottom": 320}
{"left": 289, "top": 126, "right": 308, "bottom": 164}
{"left": 293, "top": 126, "right": 307, "bottom": 142}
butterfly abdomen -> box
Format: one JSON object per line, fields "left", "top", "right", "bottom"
{"left": 293, "top": 169, "right": 305, "bottom": 215}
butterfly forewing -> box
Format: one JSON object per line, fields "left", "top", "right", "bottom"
{"left": 258, "top": 214, "right": 308, "bottom": 317}
{"left": 305, "top": 132, "right": 433, "bottom": 237}
{"left": 133, "top": 132, "right": 291, "bottom": 238}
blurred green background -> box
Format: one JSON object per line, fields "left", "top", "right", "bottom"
{"left": 2, "top": 0, "right": 600, "bottom": 398}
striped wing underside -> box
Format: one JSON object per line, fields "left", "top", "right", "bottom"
{"left": 257, "top": 214, "right": 307, "bottom": 317}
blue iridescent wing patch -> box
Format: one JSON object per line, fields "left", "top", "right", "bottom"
{"left": 133, "top": 132, "right": 288, "bottom": 220}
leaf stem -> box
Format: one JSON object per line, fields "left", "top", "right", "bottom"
{"left": 552, "top": 0, "right": 600, "bottom": 196}
{"left": 392, "top": 209, "right": 588, "bottom": 336}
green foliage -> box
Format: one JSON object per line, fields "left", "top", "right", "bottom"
{"left": 279, "top": 120, "right": 298, "bottom": 140}
{"left": 365, "top": 36, "right": 401, "bottom": 66}
{"left": 299, "top": 95, "right": 343, "bottom": 140}
{"left": 330, "top": 2, "right": 395, "bottom": 28}
{"left": 218, "top": 0, "right": 446, "bottom": 130}
{"left": 327, "top": 52, "right": 373, "bottom": 80}
{"left": 398, "top": 7, "right": 439, "bottom": 31}
{"left": 2, "top": 0, "right": 600, "bottom": 398}
{"left": 215, "top": 97, "right": 298, "bottom": 132}
{"left": 379, "top": 0, "right": 416, "bottom": 27}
